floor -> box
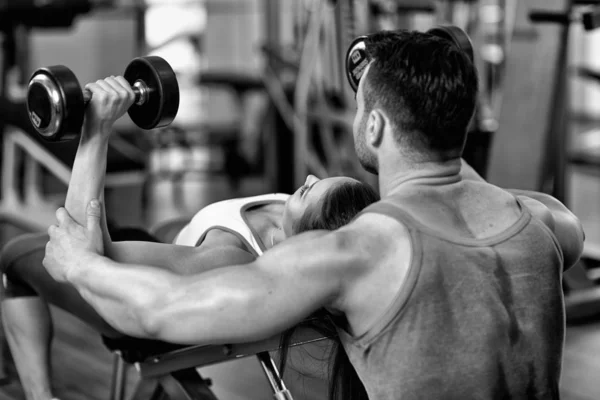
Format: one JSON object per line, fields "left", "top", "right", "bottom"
{"left": 562, "top": 322, "right": 600, "bottom": 400}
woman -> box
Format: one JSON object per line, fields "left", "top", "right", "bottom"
{"left": 0, "top": 174, "right": 378, "bottom": 400}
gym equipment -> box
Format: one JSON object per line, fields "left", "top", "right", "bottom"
{"left": 428, "top": 25, "right": 475, "bottom": 60}
{"left": 345, "top": 25, "right": 474, "bottom": 93}
{"left": 102, "top": 318, "right": 330, "bottom": 400}
{"left": 0, "top": 1, "right": 145, "bottom": 31}
{"left": 0, "top": 0, "right": 92, "bottom": 30}
{"left": 529, "top": 5, "right": 600, "bottom": 31}
{"left": 371, "top": 0, "right": 436, "bottom": 16}
{"left": 26, "top": 56, "right": 180, "bottom": 142}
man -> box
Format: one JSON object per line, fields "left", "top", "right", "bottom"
{"left": 43, "top": 30, "right": 584, "bottom": 399}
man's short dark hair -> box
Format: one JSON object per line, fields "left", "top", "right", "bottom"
{"left": 363, "top": 30, "right": 479, "bottom": 157}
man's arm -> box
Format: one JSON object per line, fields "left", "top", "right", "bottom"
{"left": 508, "top": 189, "right": 584, "bottom": 269}
{"left": 62, "top": 227, "right": 366, "bottom": 344}
{"left": 460, "top": 158, "right": 584, "bottom": 268}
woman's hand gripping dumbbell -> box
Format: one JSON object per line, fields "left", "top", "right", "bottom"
{"left": 27, "top": 56, "right": 180, "bottom": 141}
{"left": 82, "top": 76, "right": 137, "bottom": 139}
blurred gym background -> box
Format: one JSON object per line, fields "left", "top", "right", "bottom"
{"left": 0, "top": 0, "right": 599, "bottom": 399}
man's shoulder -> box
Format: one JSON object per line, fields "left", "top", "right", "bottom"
{"left": 346, "top": 201, "right": 411, "bottom": 239}
{"left": 339, "top": 209, "right": 412, "bottom": 262}
{"left": 330, "top": 208, "right": 414, "bottom": 317}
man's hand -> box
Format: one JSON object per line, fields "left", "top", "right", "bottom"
{"left": 82, "top": 76, "right": 135, "bottom": 137}
{"left": 43, "top": 199, "right": 105, "bottom": 282}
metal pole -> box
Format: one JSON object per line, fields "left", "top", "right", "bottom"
{"left": 256, "top": 351, "right": 294, "bottom": 400}
{"left": 264, "top": 0, "right": 281, "bottom": 69}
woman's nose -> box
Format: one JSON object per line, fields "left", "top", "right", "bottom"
{"left": 305, "top": 175, "right": 319, "bottom": 186}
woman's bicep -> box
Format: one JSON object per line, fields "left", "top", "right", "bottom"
{"left": 109, "top": 241, "right": 189, "bottom": 269}
{"left": 110, "top": 241, "right": 256, "bottom": 275}
{"left": 181, "top": 246, "right": 257, "bottom": 274}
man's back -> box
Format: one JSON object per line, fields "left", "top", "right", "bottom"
{"left": 337, "top": 180, "right": 565, "bottom": 399}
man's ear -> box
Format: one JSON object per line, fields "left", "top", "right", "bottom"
{"left": 366, "top": 109, "right": 385, "bottom": 148}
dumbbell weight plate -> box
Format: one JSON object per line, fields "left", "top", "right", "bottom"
{"left": 345, "top": 25, "right": 474, "bottom": 93}
{"left": 27, "top": 65, "right": 84, "bottom": 141}
{"left": 427, "top": 25, "right": 475, "bottom": 62}
{"left": 345, "top": 36, "right": 369, "bottom": 93}
{"left": 124, "top": 56, "right": 180, "bottom": 130}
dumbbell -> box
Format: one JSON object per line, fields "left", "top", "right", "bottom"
{"left": 27, "top": 56, "right": 180, "bottom": 142}
{"left": 426, "top": 26, "right": 474, "bottom": 62}
{"left": 345, "top": 25, "right": 474, "bottom": 93}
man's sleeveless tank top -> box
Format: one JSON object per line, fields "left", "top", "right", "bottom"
{"left": 338, "top": 194, "right": 565, "bottom": 399}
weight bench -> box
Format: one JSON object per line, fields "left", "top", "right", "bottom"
{"left": 99, "top": 214, "right": 321, "bottom": 400}
{"left": 102, "top": 324, "right": 330, "bottom": 400}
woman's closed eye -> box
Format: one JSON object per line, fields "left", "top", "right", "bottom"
{"left": 299, "top": 185, "right": 308, "bottom": 197}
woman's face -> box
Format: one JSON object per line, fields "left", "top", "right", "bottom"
{"left": 282, "top": 175, "right": 357, "bottom": 237}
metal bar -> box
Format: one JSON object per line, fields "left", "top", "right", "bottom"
{"left": 529, "top": 5, "right": 600, "bottom": 30}
{"left": 529, "top": 10, "right": 572, "bottom": 24}
{"left": 264, "top": 0, "right": 281, "bottom": 65}
{"left": 136, "top": 327, "right": 330, "bottom": 380}
{"left": 582, "top": 6, "right": 600, "bottom": 30}
{"left": 161, "top": 369, "right": 219, "bottom": 400}
{"left": 396, "top": 0, "right": 436, "bottom": 13}
{"left": 109, "top": 353, "right": 128, "bottom": 400}
{"left": 256, "top": 352, "right": 294, "bottom": 400}
{"left": 544, "top": 1, "right": 573, "bottom": 201}
{"left": 256, "top": 352, "right": 286, "bottom": 392}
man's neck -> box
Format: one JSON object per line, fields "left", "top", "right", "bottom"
{"left": 378, "top": 157, "right": 463, "bottom": 197}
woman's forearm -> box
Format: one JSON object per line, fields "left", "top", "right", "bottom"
{"left": 64, "top": 130, "right": 114, "bottom": 253}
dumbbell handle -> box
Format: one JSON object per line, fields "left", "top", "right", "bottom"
{"left": 81, "top": 79, "right": 150, "bottom": 107}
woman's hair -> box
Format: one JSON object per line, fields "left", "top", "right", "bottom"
{"left": 292, "top": 179, "right": 380, "bottom": 234}
{"left": 279, "top": 179, "right": 379, "bottom": 400}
